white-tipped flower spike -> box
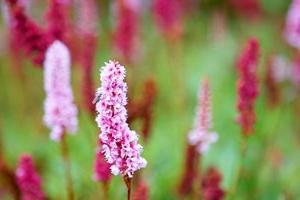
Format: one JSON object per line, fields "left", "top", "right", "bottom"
{"left": 95, "top": 60, "right": 147, "bottom": 177}
{"left": 43, "top": 40, "right": 78, "bottom": 141}
{"left": 284, "top": 0, "right": 300, "bottom": 50}
{"left": 188, "top": 79, "right": 218, "bottom": 154}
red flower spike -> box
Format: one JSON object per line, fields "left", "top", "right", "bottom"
{"left": 236, "top": 38, "right": 260, "bottom": 136}
{"left": 201, "top": 167, "right": 225, "bottom": 200}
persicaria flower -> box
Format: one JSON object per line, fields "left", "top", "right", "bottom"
{"left": 153, "top": 0, "right": 183, "bottom": 41}
{"left": 284, "top": 0, "right": 300, "bottom": 50}
{"left": 15, "top": 154, "right": 44, "bottom": 200}
{"left": 188, "top": 79, "right": 218, "bottom": 154}
{"left": 113, "top": 0, "right": 141, "bottom": 63}
{"left": 95, "top": 60, "right": 147, "bottom": 177}
{"left": 201, "top": 167, "right": 225, "bottom": 200}
{"left": 45, "top": 0, "right": 71, "bottom": 43}
{"left": 93, "top": 146, "right": 112, "bottom": 182}
{"left": 236, "top": 38, "right": 259, "bottom": 136}
{"left": 77, "top": 0, "right": 98, "bottom": 35}
{"left": 43, "top": 40, "right": 78, "bottom": 141}
{"left": 5, "top": 0, "right": 50, "bottom": 65}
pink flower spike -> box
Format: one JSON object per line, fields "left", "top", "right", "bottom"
{"left": 5, "top": 0, "right": 50, "bottom": 65}
{"left": 93, "top": 146, "right": 112, "bottom": 182}
{"left": 113, "top": 0, "right": 141, "bottom": 63}
{"left": 77, "top": 0, "right": 98, "bottom": 35}
{"left": 16, "top": 154, "right": 44, "bottom": 200}
{"left": 45, "top": 0, "right": 71, "bottom": 43}
{"left": 95, "top": 60, "right": 147, "bottom": 178}
{"left": 43, "top": 40, "right": 78, "bottom": 141}
{"left": 236, "top": 38, "right": 260, "bottom": 136}
{"left": 188, "top": 79, "right": 218, "bottom": 154}
{"left": 153, "top": 0, "right": 183, "bottom": 41}
{"left": 284, "top": 0, "right": 300, "bottom": 50}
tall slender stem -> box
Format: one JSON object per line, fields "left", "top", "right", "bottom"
{"left": 123, "top": 175, "right": 132, "bottom": 200}
{"left": 60, "top": 134, "right": 74, "bottom": 200}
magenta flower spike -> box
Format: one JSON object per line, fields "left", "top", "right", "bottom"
{"left": 236, "top": 38, "right": 259, "bottom": 136}
{"left": 188, "top": 79, "right": 218, "bottom": 154}
{"left": 113, "top": 0, "right": 141, "bottom": 63}
{"left": 153, "top": 0, "right": 183, "bottom": 41}
{"left": 16, "top": 154, "right": 44, "bottom": 200}
{"left": 284, "top": 0, "right": 300, "bottom": 50}
{"left": 43, "top": 40, "right": 78, "bottom": 141}
{"left": 95, "top": 60, "right": 147, "bottom": 178}
{"left": 45, "top": 0, "right": 71, "bottom": 43}
{"left": 5, "top": 0, "right": 50, "bottom": 65}
{"left": 93, "top": 146, "right": 112, "bottom": 182}
{"left": 77, "top": 0, "right": 98, "bottom": 35}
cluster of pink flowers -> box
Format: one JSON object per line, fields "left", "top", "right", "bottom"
{"left": 5, "top": 0, "right": 50, "bottom": 65}
{"left": 95, "top": 60, "right": 147, "bottom": 177}
{"left": 284, "top": 0, "right": 300, "bottom": 50}
{"left": 93, "top": 146, "right": 112, "bottom": 182}
{"left": 153, "top": 0, "right": 183, "bottom": 41}
{"left": 236, "top": 38, "right": 260, "bottom": 136}
{"left": 113, "top": 0, "right": 140, "bottom": 63}
{"left": 201, "top": 167, "right": 225, "bottom": 200}
{"left": 5, "top": 0, "right": 73, "bottom": 66}
{"left": 45, "top": 0, "right": 71, "bottom": 43}
{"left": 77, "top": 0, "right": 98, "bottom": 35}
{"left": 188, "top": 79, "right": 218, "bottom": 154}
{"left": 43, "top": 40, "right": 78, "bottom": 141}
{"left": 15, "top": 154, "right": 44, "bottom": 200}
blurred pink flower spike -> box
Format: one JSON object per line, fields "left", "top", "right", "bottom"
{"left": 284, "top": 0, "right": 300, "bottom": 50}
{"left": 236, "top": 38, "right": 259, "bottom": 136}
{"left": 45, "top": 0, "right": 71, "bottom": 43}
{"left": 153, "top": 0, "right": 183, "bottom": 41}
{"left": 93, "top": 146, "right": 112, "bottom": 182}
{"left": 43, "top": 40, "right": 78, "bottom": 141}
{"left": 16, "top": 154, "right": 45, "bottom": 200}
{"left": 77, "top": 0, "right": 98, "bottom": 35}
{"left": 188, "top": 79, "right": 218, "bottom": 154}
{"left": 95, "top": 60, "right": 147, "bottom": 178}
{"left": 113, "top": 0, "right": 141, "bottom": 63}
